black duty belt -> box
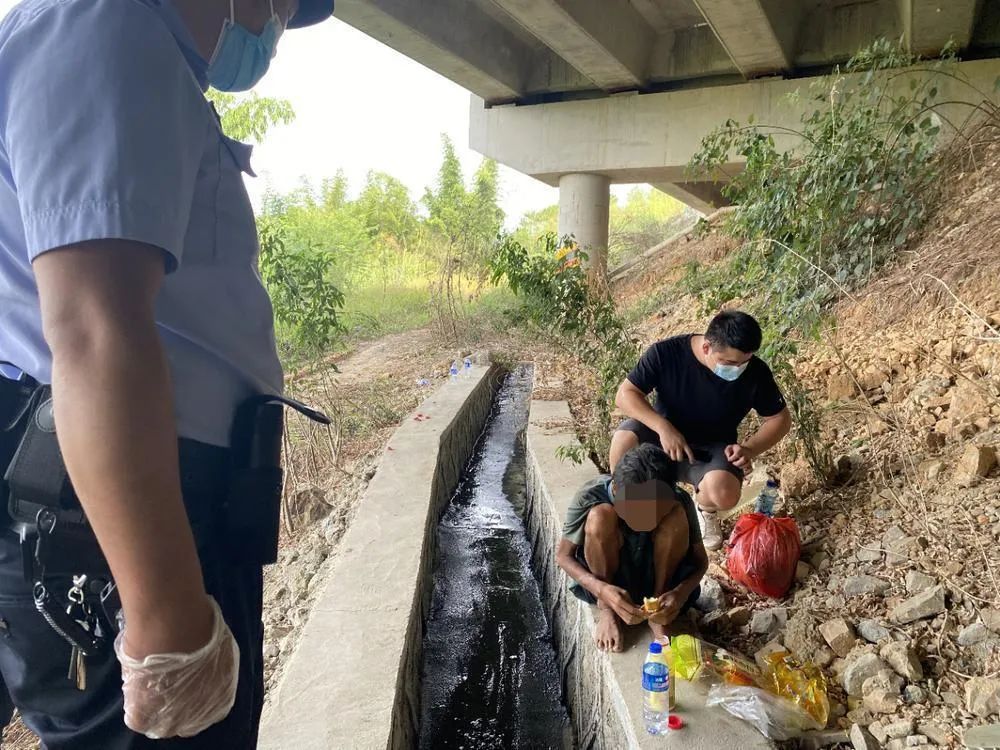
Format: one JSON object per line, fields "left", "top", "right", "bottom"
{"left": 0, "top": 370, "right": 329, "bottom": 689}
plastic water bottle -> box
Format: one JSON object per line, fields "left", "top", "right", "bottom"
{"left": 449, "top": 361, "right": 460, "bottom": 381}
{"left": 463, "top": 356, "right": 473, "bottom": 377}
{"left": 642, "top": 642, "right": 671, "bottom": 735}
{"left": 755, "top": 479, "right": 780, "bottom": 517}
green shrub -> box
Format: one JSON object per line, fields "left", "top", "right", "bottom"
{"left": 491, "top": 234, "right": 640, "bottom": 467}
{"left": 684, "top": 39, "right": 988, "bottom": 480}
{"left": 258, "top": 218, "right": 346, "bottom": 361}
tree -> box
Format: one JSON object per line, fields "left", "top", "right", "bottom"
{"left": 206, "top": 90, "right": 295, "bottom": 142}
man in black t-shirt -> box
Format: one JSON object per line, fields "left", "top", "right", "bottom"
{"left": 611, "top": 311, "right": 791, "bottom": 551}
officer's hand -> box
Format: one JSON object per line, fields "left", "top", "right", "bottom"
{"left": 725, "top": 443, "right": 755, "bottom": 471}
{"left": 115, "top": 596, "right": 239, "bottom": 739}
{"left": 658, "top": 423, "right": 694, "bottom": 464}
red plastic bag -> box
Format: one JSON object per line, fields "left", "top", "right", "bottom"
{"left": 726, "top": 514, "right": 801, "bottom": 598}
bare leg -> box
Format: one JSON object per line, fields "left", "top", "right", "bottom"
{"left": 648, "top": 504, "right": 689, "bottom": 640}
{"left": 584, "top": 504, "right": 626, "bottom": 652}
{"left": 695, "top": 470, "right": 742, "bottom": 551}
{"left": 696, "top": 470, "right": 742, "bottom": 512}
{"left": 609, "top": 429, "right": 639, "bottom": 474}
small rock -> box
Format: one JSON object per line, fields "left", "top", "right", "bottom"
{"left": 966, "top": 676, "right": 1000, "bottom": 717}
{"left": 857, "top": 545, "right": 884, "bottom": 562}
{"left": 880, "top": 642, "right": 923, "bottom": 681}
{"left": 858, "top": 619, "right": 892, "bottom": 643}
{"left": 701, "top": 610, "right": 729, "bottom": 631}
{"left": 956, "top": 444, "right": 997, "bottom": 483}
{"left": 864, "top": 687, "right": 900, "bottom": 714}
{"left": 820, "top": 617, "right": 858, "bottom": 658}
{"left": 882, "top": 525, "right": 908, "bottom": 546}
{"left": 919, "top": 459, "right": 945, "bottom": 480}
{"left": 984, "top": 608, "right": 1000, "bottom": 633}
{"left": 903, "top": 735, "right": 927, "bottom": 747}
{"left": 903, "top": 684, "right": 927, "bottom": 704}
{"left": 800, "top": 729, "right": 850, "bottom": 749}
{"left": 751, "top": 607, "right": 787, "bottom": 635}
{"left": 891, "top": 586, "right": 947, "bottom": 624}
{"left": 905, "top": 570, "right": 936, "bottom": 594}
{"left": 850, "top": 723, "right": 881, "bottom": 750}
{"left": 958, "top": 622, "right": 991, "bottom": 646}
{"left": 264, "top": 642, "right": 279, "bottom": 660}
{"left": 754, "top": 638, "right": 786, "bottom": 670}
{"left": 782, "top": 459, "right": 820, "bottom": 498}
{"left": 843, "top": 653, "right": 890, "bottom": 696}
{"left": 915, "top": 721, "right": 949, "bottom": 745}
{"left": 812, "top": 646, "right": 834, "bottom": 668}
{"left": 695, "top": 577, "right": 726, "bottom": 612}
{"left": 796, "top": 560, "right": 813, "bottom": 581}
{"left": 942, "top": 690, "right": 964, "bottom": 708}
{"left": 883, "top": 719, "right": 914, "bottom": 739}
{"left": 951, "top": 379, "right": 991, "bottom": 425}
{"left": 727, "top": 605, "right": 751, "bottom": 626}
{"left": 845, "top": 575, "right": 891, "bottom": 598}
{"left": 885, "top": 536, "right": 918, "bottom": 566}
{"left": 829, "top": 372, "right": 855, "bottom": 401}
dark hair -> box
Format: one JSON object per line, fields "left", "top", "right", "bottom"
{"left": 612, "top": 444, "right": 673, "bottom": 488}
{"left": 705, "top": 310, "right": 762, "bottom": 353}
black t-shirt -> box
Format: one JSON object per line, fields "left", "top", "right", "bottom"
{"left": 626, "top": 334, "right": 786, "bottom": 445}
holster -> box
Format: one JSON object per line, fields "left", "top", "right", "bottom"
{"left": 0, "top": 380, "right": 330, "bottom": 585}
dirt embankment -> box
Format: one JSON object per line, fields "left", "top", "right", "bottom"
{"left": 545, "top": 137, "right": 1000, "bottom": 748}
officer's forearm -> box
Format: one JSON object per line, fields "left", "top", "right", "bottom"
{"left": 34, "top": 241, "right": 212, "bottom": 656}
{"left": 615, "top": 381, "right": 670, "bottom": 434}
{"left": 744, "top": 408, "right": 792, "bottom": 456}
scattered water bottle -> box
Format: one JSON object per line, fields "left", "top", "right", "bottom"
{"left": 755, "top": 479, "right": 780, "bottom": 517}
{"left": 642, "top": 642, "right": 671, "bottom": 735}
{"left": 463, "top": 356, "right": 473, "bottom": 377}
{"left": 449, "top": 360, "right": 460, "bottom": 381}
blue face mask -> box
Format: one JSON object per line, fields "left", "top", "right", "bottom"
{"left": 207, "top": 0, "right": 285, "bottom": 92}
{"left": 713, "top": 361, "right": 749, "bottom": 381}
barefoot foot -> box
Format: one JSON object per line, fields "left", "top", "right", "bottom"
{"left": 595, "top": 607, "right": 624, "bottom": 652}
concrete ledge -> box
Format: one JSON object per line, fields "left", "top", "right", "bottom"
{"left": 525, "top": 399, "right": 774, "bottom": 749}
{"left": 260, "top": 365, "right": 503, "bottom": 750}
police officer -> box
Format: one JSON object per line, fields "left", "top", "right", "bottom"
{"left": 0, "top": 0, "right": 333, "bottom": 746}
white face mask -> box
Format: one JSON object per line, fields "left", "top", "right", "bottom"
{"left": 207, "top": 0, "right": 286, "bottom": 92}
{"left": 713, "top": 361, "right": 749, "bottom": 381}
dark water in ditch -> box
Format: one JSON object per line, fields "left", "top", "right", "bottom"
{"left": 418, "top": 366, "right": 572, "bottom": 750}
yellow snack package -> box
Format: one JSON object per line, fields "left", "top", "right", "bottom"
{"left": 760, "top": 650, "right": 829, "bottom": 728}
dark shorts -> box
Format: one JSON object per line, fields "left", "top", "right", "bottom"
{"left": 569, "top": 517, "right": 701, "bottom": 611}
{"left": 616, "top": 419, "right": 744, "bottom": 487}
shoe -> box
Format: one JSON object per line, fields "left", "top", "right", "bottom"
{"left": 698, "top": 508, "right": 723, "bottom": 551}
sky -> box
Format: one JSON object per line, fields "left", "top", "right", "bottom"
{"left": 0, "top": 1, "right": 636, "bottom": 228}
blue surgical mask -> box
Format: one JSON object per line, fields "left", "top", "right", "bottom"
{"left": 207, "top": 0, "right": 285, "bottom": 92}
{"left": 714, "top": 361, "right": 749, "bottom": 381}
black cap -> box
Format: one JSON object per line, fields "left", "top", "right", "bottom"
{"left": 288, "top": 0, "right": 334, "bottom": 28}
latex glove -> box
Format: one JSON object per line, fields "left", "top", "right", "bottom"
{"left": 115, "top": 596, "right": 239, "bottom": 739}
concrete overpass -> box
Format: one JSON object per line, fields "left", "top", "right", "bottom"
{"left": 335, "top": 0, "right": 1000, "bottom": 263}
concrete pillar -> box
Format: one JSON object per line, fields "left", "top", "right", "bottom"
{"left": 558, "top": 173, "right": 611, "bottom": 274}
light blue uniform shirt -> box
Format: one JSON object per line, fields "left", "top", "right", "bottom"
{"left": 0, "top": 0, "right": 284, "bottom": 447}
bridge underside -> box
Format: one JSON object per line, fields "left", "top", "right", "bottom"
{"left": 334, "top": 0, "right": 1000, "bottom": 263}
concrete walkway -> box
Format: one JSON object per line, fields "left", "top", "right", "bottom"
{"left": 525, "top": 399, "right": 774, "bottom": 749}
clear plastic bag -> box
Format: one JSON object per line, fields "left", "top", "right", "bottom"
{"left": 759, "top": 649, "right": 829, "bottom": 728}
{"left": 706, "top": 684, "right": 823, "bottom": 741}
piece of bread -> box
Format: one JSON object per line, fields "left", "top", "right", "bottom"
{"left": 642, "top": 597, "right": 661, "bottom": 614}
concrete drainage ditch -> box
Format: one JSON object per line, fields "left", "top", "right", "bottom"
{"left": 260, "top": 363, "right": 772, "bottom": 749}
